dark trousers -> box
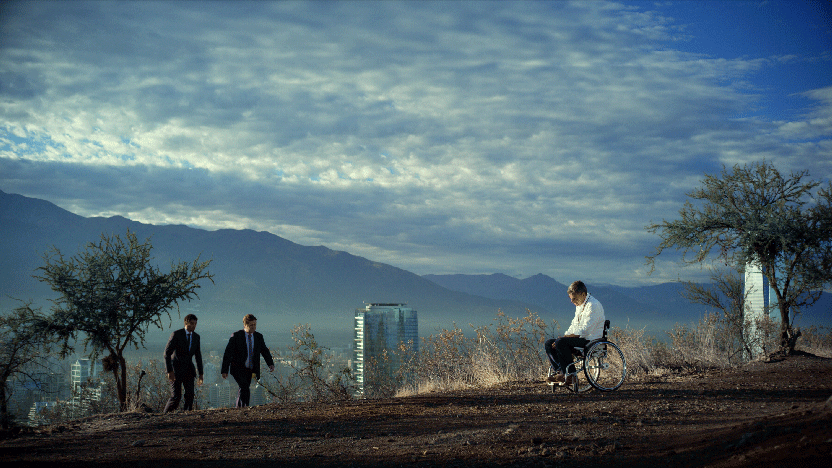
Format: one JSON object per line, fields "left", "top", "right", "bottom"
{"left": 164, "top": 376, "right": 195, "bottom": 412}
{"left": 231, "top": 367, "right": 254, "bottom": 407}
{"left": 545, "top": 337, "right": 589, "bottom": 374}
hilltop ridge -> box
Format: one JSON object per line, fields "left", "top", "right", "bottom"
{"left": 1, "top": 353, "right": 831, "bottom": 467}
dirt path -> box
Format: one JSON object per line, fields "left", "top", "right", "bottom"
{"left": 2, "top": 354, "right": 831, "bottom": 467}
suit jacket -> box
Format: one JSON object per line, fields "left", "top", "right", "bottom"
{"left": 221, "top": 330, "right": 274, "bottom": 380}
{"left": 164, "top": 328, "right": 203, "bottom": 379}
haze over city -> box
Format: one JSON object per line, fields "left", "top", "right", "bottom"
{"left": 1, "top": 0, "right": 830, "bottom": 287}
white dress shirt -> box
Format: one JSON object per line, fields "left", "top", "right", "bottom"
{"left": 564, "top": 294, "right": 606, "bottom": 340}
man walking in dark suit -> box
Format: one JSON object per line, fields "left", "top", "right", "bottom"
{"left": 221, "top": 314, "right": 275, "bottom": 407}
{"left": 163, "top": 313, "right": 204, "bottom": 412}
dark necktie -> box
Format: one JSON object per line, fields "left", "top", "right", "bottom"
{"left": 187, "top": 332, "right": 192, "bottom": 352}
{"left": 248, "top": 333, "right": 253, "bottom": 368}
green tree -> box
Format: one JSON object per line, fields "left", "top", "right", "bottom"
{"left": 35, "top": 230, "right": 213, "bottom": 411}
{"left": 0, "top": 303, "right": 59, "bottom": 429}
{"left": 646, "top": 162, "right": 832, "bottom": 353}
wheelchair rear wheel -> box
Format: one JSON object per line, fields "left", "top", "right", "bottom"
{"left": 583, "top": 341, "right": 627, "bottom": 391}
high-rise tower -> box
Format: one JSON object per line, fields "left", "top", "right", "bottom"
{"left": 744, "top": 261, "right": 778, "bottom": 357}
{"left": 69, "top": 359, "right": 102, "bottom": 417}
{"left": 353, "top": 303, "right": 418, "bottom": 397}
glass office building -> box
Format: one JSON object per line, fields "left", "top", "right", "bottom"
{"left": 69, "top": 359, "right": 103, "bottom": 417}
{"left": 744, "top": 261, "right": 779, "bottom": 357}
{"left": 745, "top": 261, "right": 779, "bottom": 319}
{"left": 353, "top": 303, "right": 418, "bottom": 397}
{"left": 70, "top": 359, "right": 101, "bottom": 394}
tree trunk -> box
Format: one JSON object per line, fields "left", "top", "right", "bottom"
{"left": 781, "top": 326, "right": 801, "bottom": 355}
{"left": 117, "top": 355, "right": 128, "bottom": 411}
{"left": 779, "top": 303, "right": 799, "bottom": 354}
{"left": 0, "top": 380, "right": 9, "bottom": 429}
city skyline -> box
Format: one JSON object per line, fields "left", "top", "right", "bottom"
{"left": 12, "top": 344, "right": 352, "bottom": 425}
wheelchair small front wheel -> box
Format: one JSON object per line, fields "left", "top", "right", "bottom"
{"left": 583, "top": 341, "right": 627, "bottom": 391}
{"left": 549, "top": 362, "right": 593, "bottom": 394}
{"left": 547, "top": 365, "right": 558, "bottom": 393}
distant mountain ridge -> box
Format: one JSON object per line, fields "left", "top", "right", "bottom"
{"left": 2, "top": 189, "right": 828, "bottom": 348}
{"left": 421, "top": 273, "right": 712, "bottom": 332}
{"left": 423, "top": 272, "right": 832, "bottom": 334}
{"left": 0, "top": 189, "right": 547, "bottom": 345}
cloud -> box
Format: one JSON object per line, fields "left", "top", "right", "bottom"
{"left": 1, "top": 0, "right": 830, "bottom": 287}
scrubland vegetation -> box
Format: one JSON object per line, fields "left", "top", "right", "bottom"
{"left": 393, "top": 309, "right": 832, "bottom": 397}
{"left": 14, "top": 309, "right": 832, "bottom": 428}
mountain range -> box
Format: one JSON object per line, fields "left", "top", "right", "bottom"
{"left": 2, "top": 189, "right": 828, "bottom": 350}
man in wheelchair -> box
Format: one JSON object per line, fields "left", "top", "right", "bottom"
{"left": 544, "top": 280, "right": 606, "bottom": 386}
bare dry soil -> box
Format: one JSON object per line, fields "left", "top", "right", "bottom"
{"left": 2, "top": 353, "right": 832, "bottom": 467}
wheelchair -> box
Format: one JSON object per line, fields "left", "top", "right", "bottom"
{"left": 547, "top": 320, "right": 627, "bottom": 393}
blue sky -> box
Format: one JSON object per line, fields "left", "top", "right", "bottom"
{"left": 1, "top": 0, "right": 830, "bottom": 287}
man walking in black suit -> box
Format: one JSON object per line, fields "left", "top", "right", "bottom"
{"left": 221, "top": 314, "right": 275, "bottom": 407}
{"left": 163, "top": 313, "right": 204, "bottom": 413}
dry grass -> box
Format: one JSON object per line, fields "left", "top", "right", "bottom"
{"left": 396, "top": 310, "right": 553, "bottom": 395}
{"left": 31, "top": 312, "right": 832, "bottom": 426}
{"left": 399, "top": 310, "right": 832, "bottom": 395}
{"left": 797, "top": 325, "right": 832, "bottom": 358}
